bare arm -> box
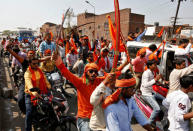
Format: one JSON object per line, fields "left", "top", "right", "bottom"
{"left": 38, "top": 56, "right": 51, "bottom": 62}
{"left": 183, "top": 112, "right": 193, "bottom": 120}
{"left": 6, "top": 44, "right": 24, "bottom": 64}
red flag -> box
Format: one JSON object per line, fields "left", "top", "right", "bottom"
{"left": 157, "top": 27, "right": 164, "bottom": 38}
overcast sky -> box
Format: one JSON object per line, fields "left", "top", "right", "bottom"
{"left": 0, "top": 0, "right": 193, "bottom": 31}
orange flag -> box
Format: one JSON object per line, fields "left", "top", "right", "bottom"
{"left": 158, "top": 41, "right": 166, "bottom": 58}
{"left": 107, "top": 15, "right": 125, "bottom": 52}
{"left": 65, "top": 41, "right": 70, "bottom": 55}
{"left": 107, "top": 15, "right": 116, "bottom": 45}
{"left": 176, "top": 26, "right": 182, "bottom": 34}
{"left": 70, "top": 38, "right": 78, "bottom": 54}
{"left": 157, "top": 27, "right": 164, "bottom": 38}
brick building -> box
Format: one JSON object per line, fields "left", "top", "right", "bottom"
{"left": 40, "top": 22, "right": 66, "bottom": 39}
{"left": 77, "top": 8, "right": 145, "bottom": 41}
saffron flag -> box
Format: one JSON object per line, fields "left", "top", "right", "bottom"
{"left": 157, "top": 27, "right": 165, "bottom": 38}
{"left": 176, "top": 26, "right": 182, "bottom": 34}
{"left": 107, "top": 15, "right": 125, "bottom": 52}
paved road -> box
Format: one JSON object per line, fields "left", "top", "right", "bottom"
{"left": 0, "top": 57, "right": 145, "bottom": 131}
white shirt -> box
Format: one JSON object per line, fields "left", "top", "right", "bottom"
{"left": 90, "top": 82, "right": 113, "bottom": 130}
{"left": 66, "top": 53, "right": 78, "bottom": 67}
{"left": 175, "top": 43, "right": 192, "bottom": 66}
{"left": 72, "top": 59, "right": 85, "bottom": 77}
{"left": 104, "top": 56, "right": 112, "bottom": 71}
{"left": 121, "top": 52, "right": 127, "bottom": 64}
{"left": 145, "top": 48, "right": 153, "bottom": 60}
{"left": 140, "top": 69, "right": 156, "bottom": 96}
{"left": 163, "top": 90, "right": 191, "bottom": 131}
{"left": 58, "top": 46, "right": 65, "bottom": 58}
{"left": 175, "top": 43, "right": 192, "bottom": 56}
{"left": 169, "top": 64, "right": 193, "bottom": 94}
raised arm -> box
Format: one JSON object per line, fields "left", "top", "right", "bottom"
{"left": 90, "top": 73, "right": 115, "bottom": 106}
{"left": 53, "top": 52, "right": 82, "bottom": 89}
{"left": 6, "top": 41, "right": 24, "bottom": 64}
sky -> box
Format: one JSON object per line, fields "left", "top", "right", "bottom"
{"left": 0, "top": 0, "right": 193, "bottom": 32}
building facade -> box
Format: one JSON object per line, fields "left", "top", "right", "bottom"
{"left": 77, "top": 8, "right": 145, "bottom": 41}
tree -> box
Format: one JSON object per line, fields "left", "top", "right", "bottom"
{"left": 2, "top": 30, "right": 12, "bottom": 36}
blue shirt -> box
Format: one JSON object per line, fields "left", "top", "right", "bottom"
{"left": 104, "top": 97, "right": 149, "bottom": 131}
{"left": 135, "top": 30, "right": 147, "bottom": 42}
{"left": 39, "top": 41, "right": 56, "bottom": 54}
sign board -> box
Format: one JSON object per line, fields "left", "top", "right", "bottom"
{"left": 145, "top": 27, "right": 156, "bottom": 36}
{"left": 180, "top": 30, "right": 193, "bottom": 38}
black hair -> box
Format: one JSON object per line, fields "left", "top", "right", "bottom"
{"left": 146, "top": 60, "right": 156, "bottom": 68}
{"left": 180, "top": 75, "right": 193, "bottom": 89}
{"left": 183, "top": 39, "right": 189, "bottom": 44}
{"left": 102, "top": 48, "right": 109, "bottom": 52}
{"left": 174, "top": 59, "right": 185, "bottom": 66}
{"left": 88, "top": 51, "right": 93, "bottom": 56}
{"left": 179, "top": 39, "right": 189, "bottom": 45}
{"left": 149, "top": 44, "right": 157, "bottom": 52}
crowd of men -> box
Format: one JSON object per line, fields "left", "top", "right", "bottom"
{"left": 1, "top": 31, "right": 193, "bottom": 131}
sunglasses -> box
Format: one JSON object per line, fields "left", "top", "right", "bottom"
{"left": 88, "top": 70, "right": 98, "bottom": 74}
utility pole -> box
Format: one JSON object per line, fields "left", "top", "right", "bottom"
{"left": 171, "top": 0, "right": 187, "bottom": 36}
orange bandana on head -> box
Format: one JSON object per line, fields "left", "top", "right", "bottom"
{"left": 82, "top": 63, "right": 99, "bottom": 84}
{"left": 138, "top": 48, "right": 146, "bottom": 55}
{"left": 136, "top": 47, "right": 148, "bottom": 57}
{"left": 44, "top": 49, "right": 51, "bottom": 55}
{"left": 28, "top": 50, "right": 35, "bottom": 54}
{"left": 102, "top": 77, "right": 136, "bottom": 109}
{"left": 115, "top": 77, "right": 136, "bottom": 88}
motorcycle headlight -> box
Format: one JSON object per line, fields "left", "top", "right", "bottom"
{"left": 54, "top": 79, "right": 61, "bottom": 84}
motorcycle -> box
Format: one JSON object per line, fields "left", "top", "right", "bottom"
{"left": 11, "top": 65, "right": 24, "bottom": 88}
{"left": 134, "top": 83, "right": 169, "bottom": 131}
{"left": 45, "top": 71, "right": 71, "bottom": 99}
{"left": 30, "top": 88, "right": 76, "bottom": 131}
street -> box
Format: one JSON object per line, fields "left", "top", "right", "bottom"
{"left": 0, "top": 56, "right": 145, "bottom": 131}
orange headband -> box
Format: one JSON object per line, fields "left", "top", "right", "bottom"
{"left": 84, "top": 63, "right": 99, "bottom": 72}
{"left": 83, "top": 36, "right": 89, "bottom": 40}
{"left": 139, "top": 48, "right": 146, "bottom": 55}
{"left": 115, "top": 77, "right": 136, "bottom": 88}
{"left": 44, "top": 49, "right": 51, "bottom": 55}
{"left": 28, "top": 50, "right": 35, "bottom": 54}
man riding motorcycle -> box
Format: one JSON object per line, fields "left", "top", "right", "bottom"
{"left": 24, "top": 57, "right": 51, "bottom": 131}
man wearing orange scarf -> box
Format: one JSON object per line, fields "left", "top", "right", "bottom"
{"left": 97, "top": 48, "right": 112, "bottom": 76}
{"left": 52, "top": 49, "right": 127, "bottom": 131}
{"left": 104, "top": 74, "right": 154, "bottom": 131}
{"left": 24, "top": 57, "right": 51, "bottom": 131}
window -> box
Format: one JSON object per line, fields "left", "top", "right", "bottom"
{"left": 98, "top": 25, "right": 100, "bottom": 29}
{"left": 89, "top": 26, "right": 91, "bottom": 30}
{"left": 104, "top": 22, "right": 109, "bottom": 29}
